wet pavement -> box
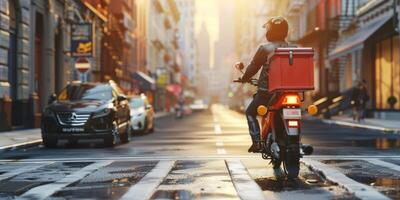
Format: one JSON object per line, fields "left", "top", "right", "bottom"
{"left": 321, "top": 159, "right": 400, "bottom": 199}
{"left": 0, "top": 105, "right": 399, "bottom": 199}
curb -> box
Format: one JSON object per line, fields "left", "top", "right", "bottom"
{"left": 0, "top": 113, "right": 175, "bottom": 153}
{"left": 322, "top": 119, "right": 400, "bottom": 134}
{"left": 154, "top": 112, "right": 174, "bottom": 119}
{"left": 0, "top": 139, "right": 42, "bottom": 153}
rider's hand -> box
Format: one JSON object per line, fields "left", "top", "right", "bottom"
{"left": 240, "top": 77, "right": 248, "bottom": 83}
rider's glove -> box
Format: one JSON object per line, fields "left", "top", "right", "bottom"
{"left": 239, "top": 76, "right": 247, "bottom": 83}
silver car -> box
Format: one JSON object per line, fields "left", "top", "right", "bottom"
{"left": 129, "top": 95, "right": 155, "bottom": 134}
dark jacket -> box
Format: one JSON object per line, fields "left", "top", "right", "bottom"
{"left": 241, "top": 41, "right": 288, "bottom": 91}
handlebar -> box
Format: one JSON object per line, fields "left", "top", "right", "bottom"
{"left": 233, "top": 78, "right": 258, "bottom": 86}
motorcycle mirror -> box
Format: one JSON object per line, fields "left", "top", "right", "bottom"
{"left": 235, "top": 62, "right": 245, "bottom": 72}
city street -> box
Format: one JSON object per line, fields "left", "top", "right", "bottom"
{"left": 0, "top": 105, "right": 399, "bottom": 199}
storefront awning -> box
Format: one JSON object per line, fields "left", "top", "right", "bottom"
{"left": 329, "top": 15, "right": 391, "bottom": 59}
{"left": 132, "top": 72, "right": 156, "bottom": 91}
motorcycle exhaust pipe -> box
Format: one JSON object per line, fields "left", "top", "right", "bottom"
{"left": 301, "top": 144, "right": 313, "bottom": 155}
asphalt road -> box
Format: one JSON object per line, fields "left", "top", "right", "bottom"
{"left": 0, "top": 105, "right": 399, "bottom": 199}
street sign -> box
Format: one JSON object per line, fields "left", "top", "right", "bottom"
{"left": 71, "top": 23, "right": 93, "bottom": 57}
{"left": 75, "top": 57, "right": 91, "bottom": 73}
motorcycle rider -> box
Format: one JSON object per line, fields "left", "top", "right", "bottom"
{"left": 239, "top": 17, "right": 289, "bottom": 153}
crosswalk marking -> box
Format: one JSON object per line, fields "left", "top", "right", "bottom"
{"left": 226, "top": 159, "right": 265, "bottom": 200}
{"left": 0, "top": 162, "right": 53, "bottom": 182}
{"left": 302, "top": 158, "right": 390, "bottom": 200}
{"left": 0, "top": 157, "right": 398, "bottom": 199}
{"left": 364, "top": 158, "right": 400, "bottom": 172}
{"left": 19, "top": 161, "right": 112, "bottom": 200}
{"left": 1, "top": 155, "right": 400, "bottom": 163}
{"left": 120, "top": 160, "right": 175, "bottom": 200}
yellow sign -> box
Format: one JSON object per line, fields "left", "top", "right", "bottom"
{"left": 77, "top": 42, "right": 92, "bottom": 54}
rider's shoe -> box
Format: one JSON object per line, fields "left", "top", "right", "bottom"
{"left": 248, "top": 141, "right": 262, "bottom": 153}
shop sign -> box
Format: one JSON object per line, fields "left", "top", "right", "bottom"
{"left": 156, "top": 68, "right": 169, "bottom": 87}
{"left": 71, "top": 23, "right": 93, "bottom": 57}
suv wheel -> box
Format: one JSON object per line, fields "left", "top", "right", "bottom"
{"left": 43, "top": 138, "right": 58, "bottom": 148}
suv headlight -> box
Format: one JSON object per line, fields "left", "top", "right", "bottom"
{"left": 93, "top": 108, "right": 111, "bottom": 118}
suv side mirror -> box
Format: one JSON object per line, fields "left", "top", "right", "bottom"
{"left": 117, "top": 95, "right": 127, "bottom": 102}
{"left": 235, "top": 62, "right": 245, "bottom": 71}
{"left": 48, "top": 93, "right": 57, "bottom": 104}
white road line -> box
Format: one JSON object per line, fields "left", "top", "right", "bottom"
{"left": 226, "top": 159, "right": 265, "bottom": 200}
{"left": 364, "top": 158, "right": 400, "bottom": 172}
{"left": 120, "top": 160, "right": 175, "bottom": 200}
{"left": 20, "top": 161, "right": 112, "bottom": 200}
{"left": 214, "top": 124, "right": 222, "bottom": 134}
{"left": 213, "top": 116, "right": 218, "bottom": 123}
{"left": 217, "top": 148, "right": 227, "bottom": 155}
{"left": 302, "top": 158, "right": 390, "bottom": 200}
{"left": 216, "top": 141, "right": 224, "bottom": 147}
{"left": 0, "top": 162, "right": 53, "bottom": 182}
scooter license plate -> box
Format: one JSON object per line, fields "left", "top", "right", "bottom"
{"left": 283, "top": 109, "right": 301, "bottom": 119}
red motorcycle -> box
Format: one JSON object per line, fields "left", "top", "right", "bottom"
{"left": 234, "top": 48, "right": 318, "bottom": 179}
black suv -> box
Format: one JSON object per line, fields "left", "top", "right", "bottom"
{"left": 41, "top": 81, "right": 131, "bottom": 147}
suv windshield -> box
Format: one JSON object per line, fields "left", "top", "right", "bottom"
{"left": 58, "top": 84, "right": 113, "bottom": 101}
{"left": 130, "top": 98, "right": 144, "bottom": 108}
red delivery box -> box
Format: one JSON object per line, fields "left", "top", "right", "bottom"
{"left": 268, "top": 48, "right": 314, "bottom": 92}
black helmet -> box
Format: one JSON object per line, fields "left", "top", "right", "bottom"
{"left": 263, "top": 17, "right": 288, "bottom": 42}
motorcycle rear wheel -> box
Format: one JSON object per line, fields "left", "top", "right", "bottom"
{"left": 283, "top": 146, "right": 300, "bottom": 179}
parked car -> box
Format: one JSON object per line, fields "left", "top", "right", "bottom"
{"left": 41, "top": 81, "right": 131, "bottom": 148}
{"left": 129, "top": 94, "right": 155, "bottom": 134}
{"left": 189, "top": 99, "right": 208, "bottom": 111}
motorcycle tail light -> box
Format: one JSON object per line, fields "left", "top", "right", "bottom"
{"left": 288, "top": 120, "right": 299, "bottom": 128}
{"left": 283, "top": 95, "right": 300, "bottom": 106}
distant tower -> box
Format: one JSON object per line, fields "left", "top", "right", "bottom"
{"left": 197, "top": 21, "right": 210, "bottom": 69}
{"left": 196, "top": 21, "right": 211, "bottom": 99}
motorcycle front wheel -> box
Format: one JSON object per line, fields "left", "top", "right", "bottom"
{"left": 283, "top": 145, "right": 300, "bottom": 179}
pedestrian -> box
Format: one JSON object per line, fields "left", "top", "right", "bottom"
{"left": 351, "top": 80, "right": 369, "bottom": 122}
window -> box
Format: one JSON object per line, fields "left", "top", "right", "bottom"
{"left": 58, "top": 84, "right": 113, "bottom": 101}
{"left": 375, "top": 36, "right": 400, "bottom": 109}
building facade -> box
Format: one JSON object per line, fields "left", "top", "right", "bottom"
{"left": 330, "top": 0, "right": 400, "bottom": 116}
{"left": 147, "top": 0, "right": 181, "bottom": 111}
{"left": 0, "top": 0, "right": 107, "bottom": 130}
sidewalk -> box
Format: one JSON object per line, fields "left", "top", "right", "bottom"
{"left": 0, "top": 111, "right": 174, "bottom": 153}
{"left": 322, "top": 115, "right": 400, "bottom": 134}
{"left": 0, "top": 129, "right": 42, "bottom": 152}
